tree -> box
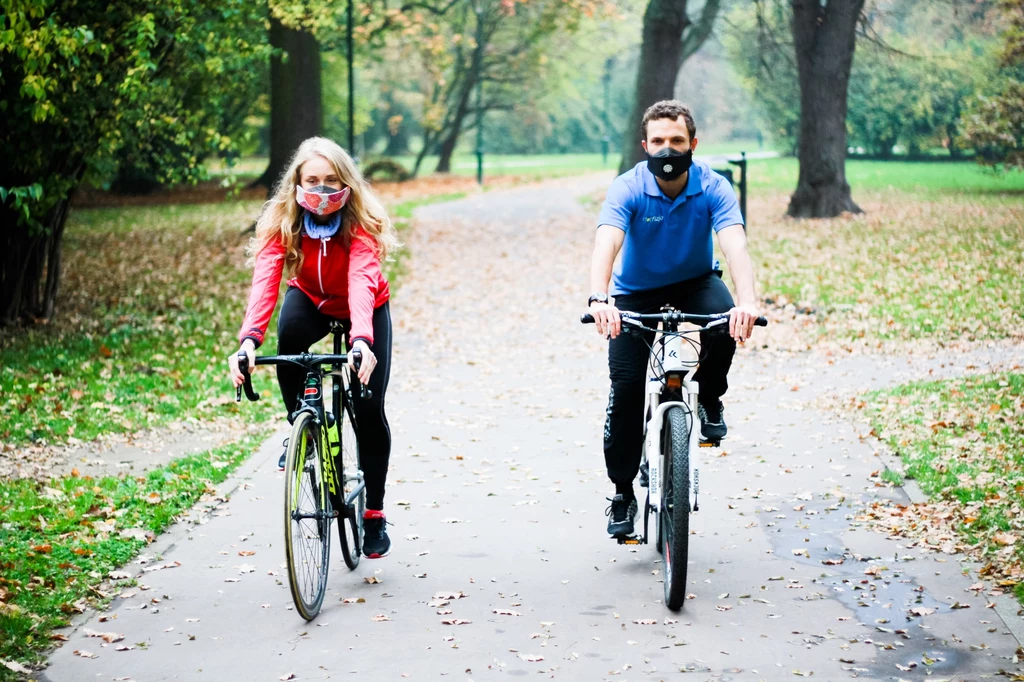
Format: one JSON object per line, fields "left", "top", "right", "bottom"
{"left": 0, "top": 0, "right": 268, "bottom": 326}
{"left": 787, "top": 0, "right": 865, "bottom": 218}
{"left": 618, "top": 0, "right": 723, "bottom": 173}
{"left": 253, "top": 14, "right": 323, "bottom": 191}
{"left": 398, "top": 0, "right": 615, "bottom": 176}
{"left": 961, "top": 0, "right": 1024, "bottom": 169}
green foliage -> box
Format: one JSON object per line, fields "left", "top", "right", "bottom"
{"left": 0, "top": 0, "right": 269, "bottom": 227}
{"left": 847, "top": 38, "right": 994, "bottom": 156}
{"left": 724, "top": 1, "right": 1000, "bottom": 157}
{"left": 960, "top": 0, "right": 1024, "bottom": 169}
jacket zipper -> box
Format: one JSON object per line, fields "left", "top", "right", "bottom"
{"left": 318, "top": 237, "right": 329, "bottom": 294}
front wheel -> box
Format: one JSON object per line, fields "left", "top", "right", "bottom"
{"left": 660, "top": 405, "right": 691, "bottom": 611}
{"left": 337, "top": 398, "right": 365, "bottom": 570}
{"left": 283, "top": 412, "right": 331, "bottom": 621}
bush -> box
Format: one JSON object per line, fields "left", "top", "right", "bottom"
{"left": 362, "top": 158, "right": 412, "bottom": 183}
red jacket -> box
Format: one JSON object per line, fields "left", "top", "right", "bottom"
{"left": 238, "top": 227, "right": 390, "bottom": 348}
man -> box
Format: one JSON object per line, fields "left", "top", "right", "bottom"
{"left": 588, "top": 100, "right": 760, "bottom": 539}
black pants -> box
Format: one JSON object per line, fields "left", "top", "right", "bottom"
{"left": 277, "top": 287, "right": 393, "bottom": 510}
{"left": 604, "top": 272, "right": 736, "bottom": 489}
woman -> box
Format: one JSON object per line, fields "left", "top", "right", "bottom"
{"left": 228, "top": 137, "right": 398, "bottom": 559}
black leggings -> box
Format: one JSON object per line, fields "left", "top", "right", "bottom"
{"left": 277, "top": 287, "right": 392, "bottom": 510}
{"left": 603, "top": 272, "right": 736, "bottom": 488}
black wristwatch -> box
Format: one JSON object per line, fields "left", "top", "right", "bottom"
{"left": 588, "top": 292, "right": 609, "bottom": 307}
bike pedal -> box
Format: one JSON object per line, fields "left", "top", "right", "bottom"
{"left": 699, "top": 439, "right": 720, "bottom": 448}
{"left": 616, "top": 535, "right": 643, "bottom": 545}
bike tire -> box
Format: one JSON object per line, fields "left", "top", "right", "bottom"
{"left": 660, "top": 405, "right": 690, "bottom": 611}
{"left": 284, "top": 412, "right": 331, "bottom": 621}
{"left": 338, "top": 398, "right": 365, "bottom": 570}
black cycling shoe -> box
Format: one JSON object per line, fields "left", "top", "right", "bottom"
{"left": 698, "top": 399, "right": 727, "bottom": 442}
{"left": 362, "top": 511, "right": 391, "bottom": 558}
{"left": 605, "top": 494, "right": 638, "bottom": 538}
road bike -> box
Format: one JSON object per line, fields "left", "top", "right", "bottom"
{"left": 583, "top": 308, "right": 767, "bottom": 610}
{"left": 235, "top": 322, "right": 368, "bottom": 620}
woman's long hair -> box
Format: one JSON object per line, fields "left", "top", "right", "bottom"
{"left": 249, "top": 137, "right": 399, "bottom": 275}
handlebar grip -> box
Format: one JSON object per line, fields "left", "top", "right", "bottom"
{"left": 236, "top": 352, "right": 261, "bottom": 402}
{"left": 351, "top": 349, "right": 373, "bottom": 400}
{"left": 755, "top": 316, "right": 768, "bottom": 327}
{"left": 581, "top": 313, "right": 595, "bottom": 324}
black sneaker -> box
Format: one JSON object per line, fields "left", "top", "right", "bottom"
{"left": 698, "top": 399, "right": 727, "bottom": 442}
{"left": 362, "top": 511, "right": 391, "bottom": 558}
{"left": 605, "top": 494, "right": 638, "bottom": 539}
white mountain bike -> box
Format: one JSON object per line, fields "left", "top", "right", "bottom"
{"left": 583, "top": 308, "right": 767, "bottom": 610}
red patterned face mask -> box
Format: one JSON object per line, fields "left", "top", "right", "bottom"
{"left": 296, "top": 184, "right": 351, "bottom": 215}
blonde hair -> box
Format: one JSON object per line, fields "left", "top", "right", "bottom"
{"left": 250, "top": 137, "right": 399, "bottom": 275}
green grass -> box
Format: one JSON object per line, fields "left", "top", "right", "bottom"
{"left": 861, "top": 373, "right": 1024, "bottom": 599}
{"left": 0, "top": 428, "right": 272, "bottom": 677}
{"left": 0, "top": 191, "right": 454, "bottom": 450}
{"left": 745, "top": 157, "right": 1024, "bottom": 195}
{"left": 743, "top": 187, "right": 1023, "bottom": 345}
{"left": 0, "top": 200, "right": 280, "bottom": 448}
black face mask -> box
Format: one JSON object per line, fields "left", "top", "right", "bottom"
{"left": 646, "top": 147, "right": 693, "bottom": 181}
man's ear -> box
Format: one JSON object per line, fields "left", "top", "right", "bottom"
{"left": 641, "top": 140, "right": 648, "bottom": 154}
{"left": 690, "top": 136, "right": 698, "bottom": 152}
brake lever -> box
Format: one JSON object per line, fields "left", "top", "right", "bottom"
{"left": 350, "top": 350, "right": 373, "bottom": 400}
{"left": 235, "top": 352, "right": 260, "bottom": 402}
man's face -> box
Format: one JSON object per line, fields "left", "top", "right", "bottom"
{"left": 642, "top": 117, "right": 697, "bottom": 156}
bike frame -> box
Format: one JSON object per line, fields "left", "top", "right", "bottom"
{"left": 643, "top": 321, "right": 707, "bottom": 515}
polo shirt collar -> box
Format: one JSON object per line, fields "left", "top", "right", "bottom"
{"left": 641, "top": 162, "right": 703, "bottom": 200}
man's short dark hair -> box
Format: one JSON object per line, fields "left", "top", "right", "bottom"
{"left": 641, "top": 100, "right": 696, "bottom": 142}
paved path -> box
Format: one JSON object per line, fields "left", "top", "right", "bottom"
{"left": 43, "top": 174, "right": 1023, "bottom": 682}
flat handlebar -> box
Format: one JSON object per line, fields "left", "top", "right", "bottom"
{"left": 580, "top": 311, "right": 768, "bottom": 327}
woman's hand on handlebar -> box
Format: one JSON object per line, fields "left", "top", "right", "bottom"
{"left": 350, "top": 339, "right": 376, "bottom": 386}
{"left": 590, "top": 301, "right": 622, "bottom": 339}
{"left": 729, "top": 304, "right": 761, "bottom": 343}
{"left": 229, "top": 340, "right": 256, "bottom": 387}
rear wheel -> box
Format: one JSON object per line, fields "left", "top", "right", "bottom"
{"left": 283, "top": 412, "right": 331, "bottom": 621}
{"left": 337, "top": 396, "right": 365, "bottom": 569}
{"left": 660, "top": 405, "right": 690, "bottom": 611}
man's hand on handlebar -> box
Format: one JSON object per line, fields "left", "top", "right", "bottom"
{"left": 590, "top": 301, "right": 622, "bottom": 339}
{"left": 728, "top": 304, "right": 761, "bottom": 343}
{"left": 229, "top": 339, "right": 256, "bottom": 387}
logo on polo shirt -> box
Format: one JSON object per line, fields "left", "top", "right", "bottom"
{"left": 643, "top": 215, "right": 664, "bottom": 223}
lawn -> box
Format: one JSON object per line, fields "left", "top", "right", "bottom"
{"left": 717, "top": 159, "right": 1024, "bottom": 348}
{"left": 858, "top": 373, "right": 1024, "bottom": 598}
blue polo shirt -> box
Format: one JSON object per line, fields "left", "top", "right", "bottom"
{"left": 597, "top": 159, "right": 744, "bottom": 296}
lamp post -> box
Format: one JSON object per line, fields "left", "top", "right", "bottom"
{"left": 602, "top": 57, "right": 613, "bottom": 165}
{"left": 474, "top": 4, "right": 484, "bottom": 185}
{"left": 347, "top": 0, "right": 356, "bottom": 161}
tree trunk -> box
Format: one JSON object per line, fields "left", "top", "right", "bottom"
{"left": 787, "top": 0, "right": 865, "bottom": 218}
{"left": 434, "top": 81, "right": 475, "bottom": 174}
{"left": 618, "top": 0, "right": 691, "bottom": 174}
{"left": 253, "top": 16, "right": 323, "bottom": 193}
